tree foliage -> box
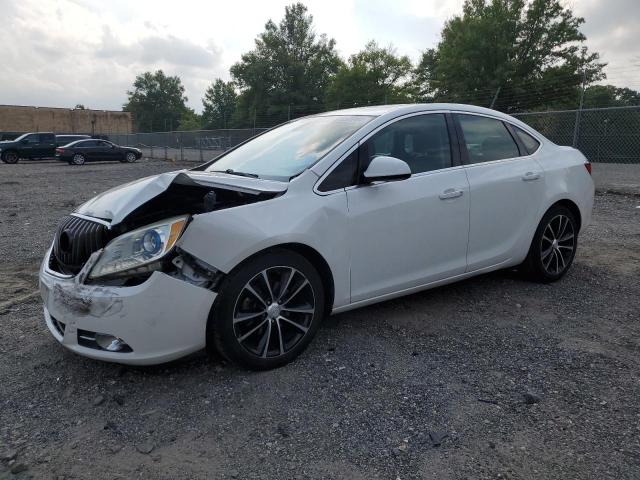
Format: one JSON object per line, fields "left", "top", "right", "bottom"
{"left": 123, "top": 70, "right": 188, "bottom": 132}
{"left": 583, "top": 85, "right": 640, "bottom": 108}
{"left": 326, "top": 41, "right": 415, "bottom": 108}
{"left": 230, "top": 3, "right": 341, "bottom": 126}
{"left": 415, "top": 0, "right": 605, "bottom": 112}
{"left": 177, "top": 108, "right": 202, "bottom": 131}
{"left": 202, "top": 79, "right": 237, "bottom": 129}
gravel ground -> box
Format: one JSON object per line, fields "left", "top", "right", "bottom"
{"left": 0, "top": 159, "right": 639, "bottom": 480}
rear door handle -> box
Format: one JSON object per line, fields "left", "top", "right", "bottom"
{"left": 439, "top": 188, "right": 464, "bottom": 200}
{"left": 522, "top": 171, "right": 541, "bottom": 181}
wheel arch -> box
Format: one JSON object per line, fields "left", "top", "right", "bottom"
{"left": 224, "top": 242, "right": 336, "bottom": 316}
{"left": 547, "top": 198, "right": 582, "bottom": 232}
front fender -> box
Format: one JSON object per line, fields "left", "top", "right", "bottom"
{"left": 177, "top": 184, "right": 351, "bottom": 309}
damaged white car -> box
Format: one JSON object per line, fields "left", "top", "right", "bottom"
{"left": 39, "top": 104, "right": 594, "bottom": 369}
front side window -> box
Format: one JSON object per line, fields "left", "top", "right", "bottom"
{"left": 457, "top": 114, "right": 520, "bottom": 163}
{"left": 205, "top": 115, "right": 373, "bottom": 180}
{"left": 362, "top": 114, "right": 452, "bottom": 174}
{"left": 23, "top": 134, "right": 40, "bottom": 144}
{"left": 318, "top": 149, "right": 358, "bottom": 192}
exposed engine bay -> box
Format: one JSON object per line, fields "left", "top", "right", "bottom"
{"left": 48, "top": 171, "right": 286, "bottom": 288}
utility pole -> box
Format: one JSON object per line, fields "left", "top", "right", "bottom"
{"left": 489, "top": 86, "right": 501, "bottom": 109}
{"left": 252, "top": 108, "right": 256, "bottom": 135}
{"left": 572, "top": 69, "right": 587, "bottom": 148}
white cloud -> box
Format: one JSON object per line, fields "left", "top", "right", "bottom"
{"left": 0, "top": 0, "right": 638, "bottom": 113}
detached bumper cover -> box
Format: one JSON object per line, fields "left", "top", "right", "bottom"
{"left": 39, "top": 255, "right": 217, "bottom": 365}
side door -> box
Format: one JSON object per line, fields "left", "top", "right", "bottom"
{"left": 19, "top": 133, "right": 40, "bottom": 158}
{"left": 96, "top": 140, "right": 118, "bottom": 160}
{"left": 39, "top": 133, "right": 56, "bottom": 157}
{"left": 454, "top": 113, "right": 545, "bottom": 271}
{"left": 344, "top": 113, "right": 470, "bottom": 303}
{"left": 75, "top": 140, "right": 97, "bottom": 159}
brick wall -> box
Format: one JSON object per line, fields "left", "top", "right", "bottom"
{"left": 0, "top": 105, "right": 133, "bottom": 135}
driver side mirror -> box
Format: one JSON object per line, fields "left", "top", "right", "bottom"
{"left": 363, "top": 156, "right": 411, "bottom": 183}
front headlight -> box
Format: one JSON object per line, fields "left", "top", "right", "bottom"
{"left": 89, "top": 216, "right": 188, "bottom": 279}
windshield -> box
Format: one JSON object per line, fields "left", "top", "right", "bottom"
{"left": 13, "top": 133, "right": 30, "bottom": 141}
{"left": 205, "top": 115, "right": 374, "bottom": 180}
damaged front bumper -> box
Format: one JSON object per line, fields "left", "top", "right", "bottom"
{"left": 39, "top": 247, "right": 217, "bottom": 365}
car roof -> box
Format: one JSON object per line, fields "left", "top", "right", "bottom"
{"left": 316, "top": 102, "right": 540, "bottom": 138}
{"left": 65, "top": 139, "right": 95, "bottom": 146}
{"left": 317, "top": 103, "right": 512, "bottom": 119}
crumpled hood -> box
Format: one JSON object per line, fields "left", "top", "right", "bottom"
{"left": 75, "top": 170, "right": 289, "bottom": 224}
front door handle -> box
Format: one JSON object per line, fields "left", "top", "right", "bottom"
{"left": 439, "top": 188, "right": 464, "bottom": 200}
{"left": 522, "top": 171, "right": 541, "bottom": 181}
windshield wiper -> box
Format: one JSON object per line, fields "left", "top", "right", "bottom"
{"left": 211, "top": 168, "right": 259, "bottom": 178}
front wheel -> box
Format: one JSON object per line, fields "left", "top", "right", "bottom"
{"left": 208, "top": 249, "right": 325, "bottom": 370}
{"left": 521, "top": 205, "right": 578, "bottom": 283}
{"left": 1, "top": 151, "right": 19, "bottom": 164}
{"left": 125, "top": 152, "right": 137, "bottom": 163}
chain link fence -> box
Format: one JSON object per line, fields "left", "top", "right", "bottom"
{"left": 110, "top": 106, "right": 639, "bottom": 164}
{"left": 513, "top": 105, "right": 640, "bottom": 164}
{"left": 109, "top": 128, "right": 269, "bottom": 162}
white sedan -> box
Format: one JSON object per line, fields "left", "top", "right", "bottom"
{"left": 39, "top": 104, "right": 594, "bottom": 369}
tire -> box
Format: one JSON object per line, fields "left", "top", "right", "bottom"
{"left": 125, "top": 152, "right": 137, "bottom": 163}
{"left": 521, "top": 205, "right": 578, "bottom": 283}
{"left": 70, "top": 154, "right": 85, "bottom": 165}
{"left": 1, "top": 151, "right": 19, "bottom": 164}
{"left": 208, "top": 249, "right": 325, "bottom": 370}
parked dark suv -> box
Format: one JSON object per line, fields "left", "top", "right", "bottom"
{"left": 0, "top": 132, "right": 57, "bottom": 163}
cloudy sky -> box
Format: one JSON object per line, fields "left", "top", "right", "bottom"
{"left": 1, "top": 0, "right": 638, "bottom": 112}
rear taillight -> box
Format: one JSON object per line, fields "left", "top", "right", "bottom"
{"left": 56, "top": 148, "right": 64, "bottom": 154}
{"left": 584, "top": 162, "right": 592, "bottom": 175}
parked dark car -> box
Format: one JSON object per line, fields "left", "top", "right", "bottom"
{"left": 0, "top": 132, "right": 56, "bottom": 163}
{"left": 56, "top": 139, "right": 142, "bottom": 165}
{"left": 56, "top": 134, "right": 91, "bottom": 147}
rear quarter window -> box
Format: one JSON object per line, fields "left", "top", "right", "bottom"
{"left": 513, "top": 127, "right": 541, "bottom": 154}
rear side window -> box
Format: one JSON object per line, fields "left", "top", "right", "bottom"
{"left": 362, "top": 114, "right": 452, "bottom": 174}
{"left": 513, "top": 126, "right": 540, "bottom": 154}
{"left": 318, "top": 149, "right": 358, "bottom": 192}
{"left": 41, "top": 133, "right": 55, "bottom": 143}
{"left": 457, "top": 115, "right": 519, "bottom": 163}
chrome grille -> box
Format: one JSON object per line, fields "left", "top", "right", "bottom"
{"left": 52, "top": 215, "right": 110, "bottom": 275}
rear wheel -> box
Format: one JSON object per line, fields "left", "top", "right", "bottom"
{"left": 70, "top": 154, "right": 85, "bottom": 165}
{"left": 208, "top": 249, "right": 325, "bottom": 370}
{"left": 1, "top": 151, "right": 19, "bottom": 164}
{"left": 521, "top": 205, "right": 578, "bottom": 283}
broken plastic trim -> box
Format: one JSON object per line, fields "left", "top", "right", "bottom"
{"left": 169, "top": 249, "right": 225, "bottom": 291}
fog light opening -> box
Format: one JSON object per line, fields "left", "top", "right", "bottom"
{"left": 95, "top": 334, "right": 131, "bottom": 352}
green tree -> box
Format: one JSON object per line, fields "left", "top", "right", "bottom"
{"left": 123, "top": 70, "right": 188, "bottom": 132}
{"left": 230, "top": 3, "right": 341, "bottom": 126}
{"left": 177, "top": 108, "right": 202, "bottom": 131}
{"left": 415, "top": 0, "right": 605, "bottom": 112}
{"left": 326, "top": 41, "right": 415, "bottom": 108}
{"left": 202, "top": 79, "right": 237, "bottom": 129}
{"left": 583, "top": 85, "right": 640, "bottom": 108}
{"left": 74, "top": 104, "right": 86, "bottom": 110}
